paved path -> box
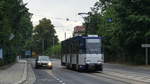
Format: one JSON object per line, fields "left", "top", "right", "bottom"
{"left": 0, "top": 60, "right": 26, "bottom": 84}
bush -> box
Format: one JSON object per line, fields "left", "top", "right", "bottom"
{"left": 0, "top": 59, "right": 4, "bottom": 66}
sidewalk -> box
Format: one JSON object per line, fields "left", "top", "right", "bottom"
{"left": 104, "top": 63, "right": 150, "bottom": 75}
{"left": 0, "top": 60, "right": 27, "bottom": 84}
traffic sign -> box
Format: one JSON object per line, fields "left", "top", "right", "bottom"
{"left": 141, "top": 44, "right": 150, "bottom": 48}
{"left": 25, "top": 50, "right": 32, "bottom": 56}
{"left": 107, "top": 18, "right": 112, "bottom": 22}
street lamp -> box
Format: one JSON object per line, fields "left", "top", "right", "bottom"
{"left": 78, "top": 12, "right": 91, "bottom": 16}
{"left": 78, "top": 12, "right": 91, "bottom": 36}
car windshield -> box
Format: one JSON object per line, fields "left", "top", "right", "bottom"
{"left": 39, "top": 56, "right": 50, "bottom": 61}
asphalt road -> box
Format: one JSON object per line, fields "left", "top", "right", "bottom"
{"left": 48, "top": 61, "right": 129, "bottom": 84}
{"left": 26, "top": 58, "right": 150, "bottom": 84}
{"left": 30, "top": 59, "right": 140, "bottom": 84}
{"left": 33, "top": 69, "right": 59, "bottom": 84}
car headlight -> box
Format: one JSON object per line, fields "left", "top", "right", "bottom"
{"left": 97, "top": 62, "right": 102, "bottom": 64}
{"left": 48, "top": 62, "right": 52, "bottom": 66}
{"left": 37, "top": 61, "right": 41, "bottom": 64}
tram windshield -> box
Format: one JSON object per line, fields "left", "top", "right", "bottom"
{"left": 86, "top": 39, "right": 101, "bottom": 54}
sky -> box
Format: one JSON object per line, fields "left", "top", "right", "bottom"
{"left": 23, "top": 0, "right": 98, "bottom": 41}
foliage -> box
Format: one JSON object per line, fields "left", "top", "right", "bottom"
{"left": 0, "top": 0, "right": 33, "bottom": 64}
{"left": 32, "top": 18, "right": 59, "bottom": 55}
{"left": 46, "top": 44, "right": 61, "bottom": 58}
{"left": 84, "top": 0, "right": 150, "bottom": 64}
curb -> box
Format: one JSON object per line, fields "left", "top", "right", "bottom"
{"left": 15, "top": 60, "right": 27, "bottom": 84}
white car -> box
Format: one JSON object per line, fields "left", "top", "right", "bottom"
{"left": 35, "top": 56, "right": 52, "bottom": 69}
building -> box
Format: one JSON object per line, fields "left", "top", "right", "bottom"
{"left": 73, "top": 26, "right": 86, "bottom": 37}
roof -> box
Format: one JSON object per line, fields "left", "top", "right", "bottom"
{"left": 74, "top": 26, "right": 85, "bottom": 33}
{"left": 62, "top": 36, "right": 102, "bottom": 43}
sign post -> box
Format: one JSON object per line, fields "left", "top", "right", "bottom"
{"left": 0, "top": 48, "right": 3, "bottom": 59}
{"left": 141, "top": 44, "right": 150, "bottom": 65}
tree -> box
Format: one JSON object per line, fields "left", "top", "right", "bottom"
{"left": 32, "top": 18, "right": 58, "bottom": 55}
{"left": 0, "top": 0, "right": 33, "bottom": 64}
{"left": 84, "top": 0, "right": 150, "bottom": 64}
{"left": 46, "top": 44, "right": 61, "bottom": 58}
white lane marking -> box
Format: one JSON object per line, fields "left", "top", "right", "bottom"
{"left": 46, "top": 70, "right": 67, "bottom": 84}
{"left": 59, "top": 80, "right": 63, "bottom": 83}
{"left": 56, "top": 78, "right": 60, "bottom": 80}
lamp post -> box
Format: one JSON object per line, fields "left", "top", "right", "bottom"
{"left": 42, "top": 39, "right": 44, "bottom": 55}
{"left": 78, "top": 12, "right": 91, "bottom": 36}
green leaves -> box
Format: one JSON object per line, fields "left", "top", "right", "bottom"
{"left": 0, "top": 0, "right": 33, "bottom": 64}
{"left": 32, "top": 18, "right": 58, "bottom": 55}
{"left": 84, "top": 0, "right": 150, "bottom": 64}
{"left": 46, "top": 44, "right": 61, "bottom": 58}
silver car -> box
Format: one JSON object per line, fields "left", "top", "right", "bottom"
{"left": 35, "top": 56, "right": 52, "bottom": 69}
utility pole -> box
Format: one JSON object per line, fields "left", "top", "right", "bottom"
{"left": 52, "top": 37, "right": 54, "bottom": 48}
{"left": 141, "top": 44, "right": 150, "bottom": 65}
{"left": 65, "top": 32, "right": 66, "bottom": 40}
{"left": 42, "top": 39, "right": 44, "bottom": 55}
{"left": 145, "top": 47, "right": 148, "bottom": 65}
{"left": 78, "top": 12, "right": 91, "bottom": 36}
{"left": 52, "top": 37, "right": 55, "bottom": 58}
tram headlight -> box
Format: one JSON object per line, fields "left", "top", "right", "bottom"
{"left": 97, "top": 60, "right": 102, "bottom": 64}
{"left": 86, "top": 60, "right": 91, "bottom": 64}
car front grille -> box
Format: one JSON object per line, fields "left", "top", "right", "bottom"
{"left": 41, "top": 63, "right": 47, "bottom": 65}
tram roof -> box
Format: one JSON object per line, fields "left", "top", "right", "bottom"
{"left": 62, "top": 36, "right": 102, "bottom": 43}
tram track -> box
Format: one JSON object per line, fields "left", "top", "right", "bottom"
{"left": 86, "top": 72, "right": 132, "bottom": 84}
{"left": 45, "top": 60, "right": 150, "bottom": 84}
{"left": 50, "top": 66, "right": 137, "bottom": 84}
{"left": 103, "top": 68, "right": 150, "bottom": 83}
{"left": 85, "top": 68, "right": 150, "bottom": 84}
{"left": 46, "top": 65, "right": 130, "bottom": 84}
